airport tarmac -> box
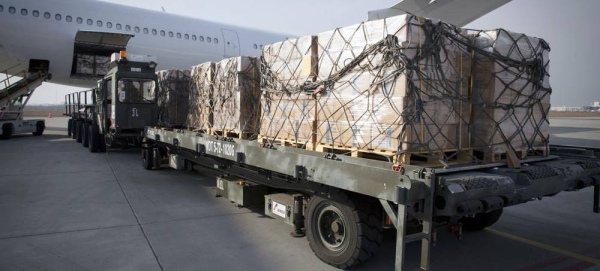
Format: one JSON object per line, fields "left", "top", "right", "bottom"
{"left": 0, "top": 117, "right": 599, "bottom": 271}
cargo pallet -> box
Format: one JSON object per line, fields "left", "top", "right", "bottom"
{"left": 144, "top": 127, "right": 600, "bottom": 270}
{"left": 474, "top": 145, "right": 549, "bottom": 163}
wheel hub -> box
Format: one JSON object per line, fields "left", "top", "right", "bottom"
{"left": 317, "top": 205, "right": 347, "bottom": 251}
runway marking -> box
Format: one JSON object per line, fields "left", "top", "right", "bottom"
{"left": 485, "top": 228, "right": 600, "bottom": 266}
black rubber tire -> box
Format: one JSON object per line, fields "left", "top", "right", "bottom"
{"left": 461, "top": 209, "right": 504, "bottom": 231}
{"left": 99, "top": 135, "right": 107, "bottom": 152}
{"left": 305, "top": 189, "right": 383, "bottom": 269}
{"left": 1, "top": 124, "right": 12, "bottom": 140}
{"left": 82, "top": 123, "right": 90, "bottom": 147}
{"left": 32, "top": 121, "right": 44, "bottom": 136}
{"left": 75, "top": 121, "right": 83, "bottom": 143}
{"left": 71, "top": 119, "right": 77, "bottom": 139}
{"left": 142, "top": 148, "right": 154, "bottom": 170}
{"left": 67, "top": 119, "right": 72, "bottom": 137}
{"left": 88, "top": 124, "right": 100, "bottom": 153}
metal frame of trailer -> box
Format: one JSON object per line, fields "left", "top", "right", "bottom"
{"left": 144, "top": 127, "right": 600, "bottom": 270}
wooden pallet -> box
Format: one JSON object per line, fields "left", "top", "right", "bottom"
{"left": 474, "top": 145, "right": 549, "bottom": 163}
{"left": 311, "top": 143, "right": 473, "bottom": 167}
{"left": 209, "top": 128, "right": 255, "bottom": 139}
{"left": 258, "top": 136, "right": 313, "bottom": 149}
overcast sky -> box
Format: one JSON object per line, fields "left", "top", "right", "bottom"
{"left": 27, "top": 0, "right": 600, "bottom": 106}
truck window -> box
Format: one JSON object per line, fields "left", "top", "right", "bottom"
{"left": 117, "top": 78, "right": 155, "bottom": 103}
{"left": 106, "top": 79, "right": 112, "bottom": 101}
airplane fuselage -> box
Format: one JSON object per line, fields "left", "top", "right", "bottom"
{"left": 0, "top": 0, "right": 289, "bottom": 87}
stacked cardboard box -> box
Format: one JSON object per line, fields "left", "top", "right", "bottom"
{"left": 189, "top": 62, "right": 215, "bottom": 130}
{"left": 156, "top": 69, "right": 192, "bottom": 127}
{"left": 314, "top": 14, "right": 470, "bottom": 153}
{"left": 212, "top": 56, "right": 261, "bottom": 134}
{"left": 261, "top": 36, "right": 318, "bottom": 93}
{"left": 470, "top": 29, "right": 551, "bottom": 156}
{"left": 260, "top": 36, "right": 318, "bottom": 143}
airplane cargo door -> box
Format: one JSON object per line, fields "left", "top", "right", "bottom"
{"left": 221, "top": 29, "right": 240, "bottom": 57}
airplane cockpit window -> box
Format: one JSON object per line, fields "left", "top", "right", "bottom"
{"left": 192, "top": 35, "right": 197, "bottom": 41}
{"left": 117, "top": 78, "right": 156, "bottom": 104}
{"left": 126, "top": 25, "right": 131, "bottom": 31}
{"left": 107, "top": 22, "right": 112, "bottom": 28}
{"left": 66, "top": 15, "right": 72, "bottom": 22}
{"left": 116, "top": 24, "right": 122, "bottom": 30}
{"left": 55, "top": 14, "right": 61, "bottom": 21}
{"left": 77, "top": 17, "right": 83, "bottom": 24}
{"left": 20, "top": 9, "right": 27, "bottom": 16}
{"left": 87, "top": 19, "right": 93, "bottom": 25}
{"left": 97, "top": 20, "right": 102, "bottom": 27}
{"left": 207, "top": 37, "right": 212, "bottom": 43}
{"left": 44, "top": 12, "right": 50, "bottom": 19}
{"left": 185, "top": 34, "right": 189, "bottom": 40}
{"left": 152, "top": 29, "right": 157, "bottom": 35}
{"left": 199, "top": 36, "right": 204, "bottom": 42}
{"left": 8, "top": 7, "right": 15, "bottom": 14}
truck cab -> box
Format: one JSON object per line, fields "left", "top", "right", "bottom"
{"left": 93, "top": 51, "right": 158, "bottom": 149}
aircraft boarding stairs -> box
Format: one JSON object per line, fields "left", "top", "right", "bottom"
{"left": 0, "top": 66, "right": 46, "bottom": 121}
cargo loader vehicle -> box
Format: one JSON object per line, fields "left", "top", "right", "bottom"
{"left": 64, "top": 51, "right": 159, "bottom": 152}
{"left": 0, "top": 63, "right": 49, "bottom": 139}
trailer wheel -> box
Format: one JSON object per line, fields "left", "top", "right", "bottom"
{"left": 32, "top": 121, "right": 44, "bottom": 136}
{"left": 99, "top": 135, "right": 107, "bottom": 152}
{"left": 142, "top": 148, "right": 154, "bottom": 170}
{"left": 82, "top": 123, "right": 90, "bottom": 147}
{"left": 461, "top": 209, "right": 504, "bottom": 231}
{"left": 71, "top": 119, "right": 77, "bottom": 139}
{"left": 88, "top": 124, "right": 100, "bottom": 153}
{"left": 75, "top": 121, "right": 83, "bottom": 143}
{"left": 67, "top": 119, "right": 72, "bottom": 137}
{"left": 1, "top": 124, "right": 12, "bottom": 139}
{"left": 306, "top": 189, "right": 383, "bottom": 269}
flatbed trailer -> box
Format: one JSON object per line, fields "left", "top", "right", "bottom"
{"left": 143, "top": 127, "right": 600, "bottom": 270}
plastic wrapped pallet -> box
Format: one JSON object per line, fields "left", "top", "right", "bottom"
{"left": 212, "top": 56, "right": 261, "bottom": 136}
{"left": 74, "top": 54, "right": 110, "bottom": 76}
{"left": 314, "top": 14, "right": 471, "bottom": 158}
{"left": 470, "top": 29, "right": 551, "bottom": 161}
{"left": 156, "top": 69, "right": 192, "bottom": 127}
{"left": 189, "top": 62, "right": 215, "bottom": 130}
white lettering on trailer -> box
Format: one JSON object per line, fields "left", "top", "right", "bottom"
{"left": 206, "top": 140, "right": 235, "bottom": 158}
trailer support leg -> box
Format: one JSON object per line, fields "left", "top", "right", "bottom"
{"left": 594, "top": 184, "right": 599, "bottom": 213}
{"left": 395, "top": 203, "right": 408, "bottom": 271}
{"left": 291, "top": 195, "right": 305, "bottom": 237}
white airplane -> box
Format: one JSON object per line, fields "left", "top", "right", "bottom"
{"left": 0, "top": 0, "right": 290, "bottom": 88}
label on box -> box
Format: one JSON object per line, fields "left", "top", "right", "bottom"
{"left": 271, "top": 201, "right": 287, "bottom": 218}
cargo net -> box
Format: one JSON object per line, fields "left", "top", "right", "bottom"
{"left": 259, "top": 14, "right": 551, "bottom": 165}
{"left": 157, "top": 69, "right": 192, "bottom": 127}
{"left": 189, "top": 57, "right": 261, "bottom": 139}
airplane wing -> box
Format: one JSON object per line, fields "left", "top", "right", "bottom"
{"left": 368, "top": 0, "right": 512, "bottom": 27}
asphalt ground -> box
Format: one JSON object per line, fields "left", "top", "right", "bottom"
{"left": 0, "top": 117, "right": 599, "bottom": 271}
